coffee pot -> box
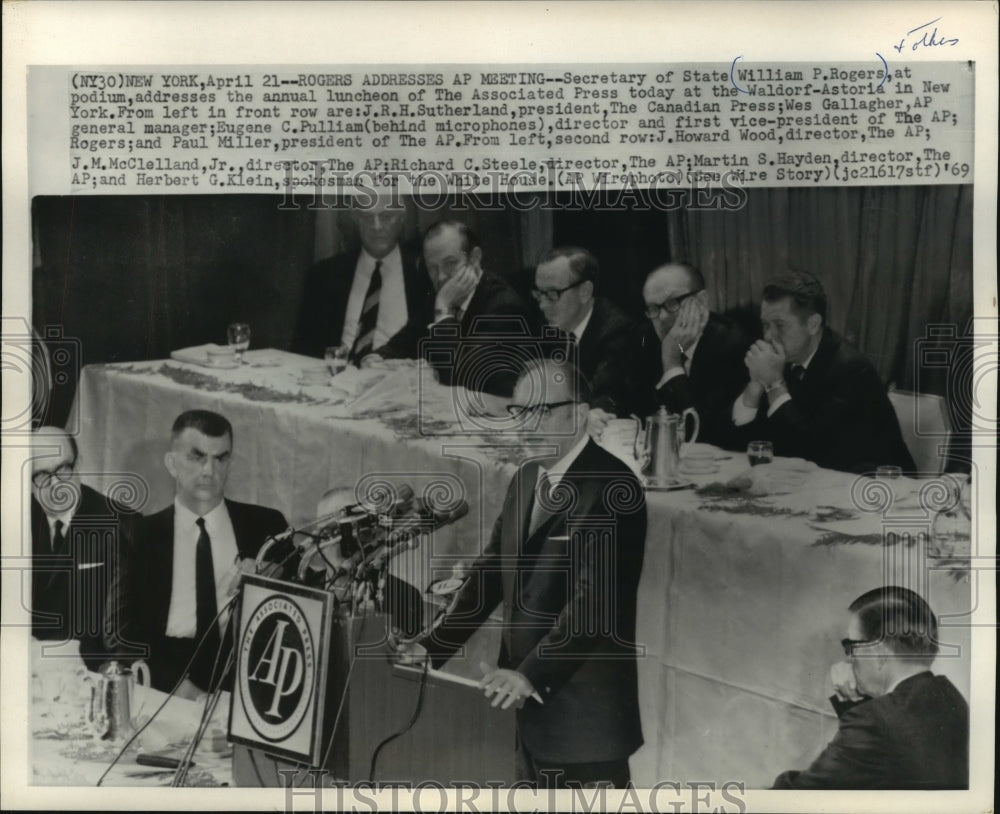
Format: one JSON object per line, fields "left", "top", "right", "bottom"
{"left": 83, "top": 659, "right": 151, "bottom": 741}
{"left": 634, "top": 406, "right": 700, "bottom": 486}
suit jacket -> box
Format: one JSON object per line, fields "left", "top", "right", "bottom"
{"left": 291, "top": 243, "right": 433, "bottom": 358}
{"left": 635, "top": 313, "right": 751, "bottom": 450}
{"left": 740, "top": 327, "right": 916, "bottom": 473}
{"left": 424, "top": 440, "right": 647, "bottom": 764}
{"left": 123, "top": 498, "right": 287, "bottom": 693}
{"left": 377, "top": 271, "right": 537, "bottom": 397}
{"left": 31, "top": 485, "right": 136, "bottom": 672}
{"left": 773, "top": 672, "right": 969, "bottom": 789}
{"left": 575, "top": 297, "right": 638, "bottom": 415}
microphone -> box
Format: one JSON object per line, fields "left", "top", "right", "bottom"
{"left": 364, "top": 500, "right": 470, "bottom": 573}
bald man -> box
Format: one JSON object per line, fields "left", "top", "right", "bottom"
{"left": 397, "top": 359, "right": 647, "bottom": 788}
{"left": 633, "top": 263, "right": 750, "bottom": 449}
{"left": 30, "top": 426, "right": 136, "bottom": 671}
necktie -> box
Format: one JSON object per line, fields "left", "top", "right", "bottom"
{"left": 790, "top": 364, "right": 806, "bottom": 382}
{"left": 350, "top": 260, "right": 382, "bottom": 363}
{"left": 52, "top": 519, "right": 67, "bottom": 553}
{"left": 195, "top": 518, "right": 219, "bottom": 643}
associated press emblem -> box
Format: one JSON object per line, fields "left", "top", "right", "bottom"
{"left": 239, "top": 595, "right": 316, "bottom": 742}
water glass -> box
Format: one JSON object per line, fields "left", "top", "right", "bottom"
{"left": 324, "top": 344, "right": 350, "bottom": 376}
{"left": 227, "top": 322, "right": 251, "bottom": 363}
{"left": 875, "top": 465, "right": 902, "bottom": 479}
{"left": 747, "top": 440, "right": 774, "bottom": 466}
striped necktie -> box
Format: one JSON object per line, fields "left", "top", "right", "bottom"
{"left": 350, "top": 260, "right": 382, "bottom": 363}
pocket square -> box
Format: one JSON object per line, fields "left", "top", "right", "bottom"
{"left": 76, "top": 562, "right": 105, "bottom": 570}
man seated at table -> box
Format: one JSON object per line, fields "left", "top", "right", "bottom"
{"left": 396, "top": 358, "right": 647, "bottom": 788}
{"left": 773, "top": 585, "right": 968, "bottom": 789}
{"left": 532, "top": 246, "right": 636, "bottom": 424}
{"left": 122, "top": 410, "right": 287, "bottom": 697}
{"left": 732, "top": 270, "right": 915, "bottom": 473}
{"left": 30, "top": 426, "right": 136, "bottom": 672}
{"left": 291, "top": 195, "right": 434, "bottom": 363}
{"left": 625, "top": 263, "right": 750, "bottom": 449}
{"left": 369, "top": 219, "right": 536, "bottom": 396}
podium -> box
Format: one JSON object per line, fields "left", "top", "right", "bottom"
{"left": 232, "top": 610, "right": 516, "bottom": 786}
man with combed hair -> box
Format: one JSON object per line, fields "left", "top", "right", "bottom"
{"left": 292, "top": 195, "right": 433, "bottom": 362}
{"left": 123, "top": 410, "right": 287, "bottom": 697}
{"left": 631, "top": 262, "right": 750, "bottom": 448}
{"left": 30, "top": 426, "right": 136, "bottom": 672}
{"left": 396, "top": 358, "right": 647, "bottom": 788}
{"left": 532, "top": 246, "right": 635, "bottom": 419}
{"left": 772, "top": 585, "right": 968, "bottom": 789}
{"left": 733, "top": 269, "right": 915, "bottom": 473}
{"left": 372, "top": 219, "right": 536, "bottom": 396}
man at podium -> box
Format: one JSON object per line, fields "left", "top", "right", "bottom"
{"left": 397, "top": 358, "right": 648, "bottom": 789}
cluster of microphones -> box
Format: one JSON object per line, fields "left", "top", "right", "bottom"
{"left": 254, "top": 485, "right": 469, "bottom": 612}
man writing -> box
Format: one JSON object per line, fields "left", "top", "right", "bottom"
{"left": 122, "top": 410, "right": 287, "bottom": 697}
{"left": 373, "top": 220, "right": 535, "bottom": 396}
{"left": 773, "top": 585, "right": 968, "bottom": 788}
{"left": 532, "top": 246, "right": 635, "bottom": 422}
{"left": 30, "top": 426, "right": 135, "bottom": 672}
{"left": 396, "top": 359, "right": 647, "bottom": 788}
{"left": 292, "top": 195, "right": 433, "bottom": 362}
{"left": 732, "top": 270, "right": 915, "bottom": 473}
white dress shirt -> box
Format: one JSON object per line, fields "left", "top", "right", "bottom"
{"left": 46, "top": 507, "right": 76, "bottom": 548}
{"left": 568, "top": 304, "right": 594, "bottom": 342}
{"left": 166, "top": 499, "right": 239, "bottom": 638}
{"left": 530, "top": 434, "right": 590, "bottom": 532}
{"left": 340, "top": 246, "right": 407, "bottom": 350}
{"left": 657, "top": 331, "right": 703, "bottom": 389}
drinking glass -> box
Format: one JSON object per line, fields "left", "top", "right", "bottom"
{"left": 875, "top": 465, "right": 902, "bottom": 479}
{"left": 324, "top": 344, "right": 350, "bottom": 376}
{"left": 747, "top": 440, "right": 774, "bottom": 466}
{"left": 227, "top": 322, "right": 251, "bottom": 363}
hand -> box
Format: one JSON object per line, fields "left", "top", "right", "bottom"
{"left": 830, "top": 660, "right": 864, "bottom": 703}
{"left": 435, "top": 262, "right": 479, "bottom": 314}
{"left": 587, "top": 407, "right": 615, "bottom": 441}
{"left": 478, "top": 664, "right": 541, "bottom": 709}
{"left": 744, "top": 339, "right": 786, "bottom": 386}
{"left": 662, "top": 298, "right": 708, "bottom": 370}
{"left": 390, "top": 636, "right": 428, "bottom": 666}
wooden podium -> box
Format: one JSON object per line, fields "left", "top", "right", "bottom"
{"left": 232, "top": 612, "right": 516, "bottom": 786}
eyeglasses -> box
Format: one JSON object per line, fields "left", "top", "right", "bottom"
{"left": 841, "top": 638, "right": 877, "bottom": 657}
{"left": 644, "top": 290, "right": 700, "bottom": 319}
{"left": 531, "top": 280, "right": 584, "bottom": 303}
{"left": 506, "top": 400, "right": 577, "bottom": 420}
{"left": 32, "top": 462, "right": 75, "bottom": 488}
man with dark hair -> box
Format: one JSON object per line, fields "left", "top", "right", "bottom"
{"left": 773, "top": 586, "right": 968, "bottom": 789}
{"left": 630, "top": 262, "right": 750, "bottom": 448}
{"left": 532, "top": 246, "right": 635, "bottom": 419}
{"left": 291, "top": 195, "right": 434, "bottom": 362}
{"left": 372, "top": 219, "right": 535, "bottom": 396}
{"left": 396, "top": 358, "right": 647, "bottom": 788}
{"left": 733, "top": 269, "right": 915, "bottom": 473}
{"left": 30, "top": 426, "right": 136, "bottom": 672}
{"left": 122, "top": 410, "right": 287, "bottom": 696}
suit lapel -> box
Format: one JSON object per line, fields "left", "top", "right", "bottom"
{"left": 149, "top": 506, "right": 176, "bottom": 638}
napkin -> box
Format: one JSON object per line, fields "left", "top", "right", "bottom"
{"left": 726, "top": 457, "right": 819, "bottom": 495}
{"left": 169, "top": 344, "right": 237, "bottom": 369}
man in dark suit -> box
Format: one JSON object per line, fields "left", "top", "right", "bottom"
{"left": 532, "top": 246, "right": 635, "bottom": 421}
{"left": 397, "top": 359, "right": 647, "bottom": 788}
{"left": 373, "top": 219, "right": 535, "bottom": 397}
{"left": 123, "top": 410, "right": 287, "bottom": 697}
{"left": 628, "top": 263, "right": 749, "bottom": 449}
{"left": 773, "top": 585, "right": 968, "bottom": 789}
{"left": 291, "top": 196, "right": 434, "bottom": 362}
{"left": 30, "top": 426, "right": 135, "bottom": 672}
{"left": 733, "top": 270, "right": 915, "bottom": 473}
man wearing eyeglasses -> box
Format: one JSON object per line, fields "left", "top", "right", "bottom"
{"left": 633, "top": 263, "right": 749, "bottom": 448}
{"left": 532, "top": 247, "right": 635, "bottom": 425}
{"left": 373, "top": 219, "right": 535, "bottom": 396}
{"left": 291, "top": 195, "right": 434, "bottom": 362}
{"left": 396, "top": 358, "right": 647, "bottom": 788}
{"left": 30, "top": 426, "right": 136, "bottom": 672}
{"left": 772, "top": 585, "right": 968, "bottom": 789}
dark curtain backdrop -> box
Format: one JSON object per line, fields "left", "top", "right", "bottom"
{"left": 32, "top": 187, "right": 972, "bottom": 430}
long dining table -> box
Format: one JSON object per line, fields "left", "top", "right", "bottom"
{"left": 51, "top": 348, "right": 973, "bottom": 788}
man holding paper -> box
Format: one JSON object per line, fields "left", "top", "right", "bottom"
{"left": 396, "top": 358, "right": 647, "bottom": 788}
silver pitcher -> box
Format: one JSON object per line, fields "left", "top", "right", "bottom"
{"left": 83, "top": 659, "right": 151, "bottom": 741}
{"left": 634, "top": 406, "right": 700, "bottom": 486}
